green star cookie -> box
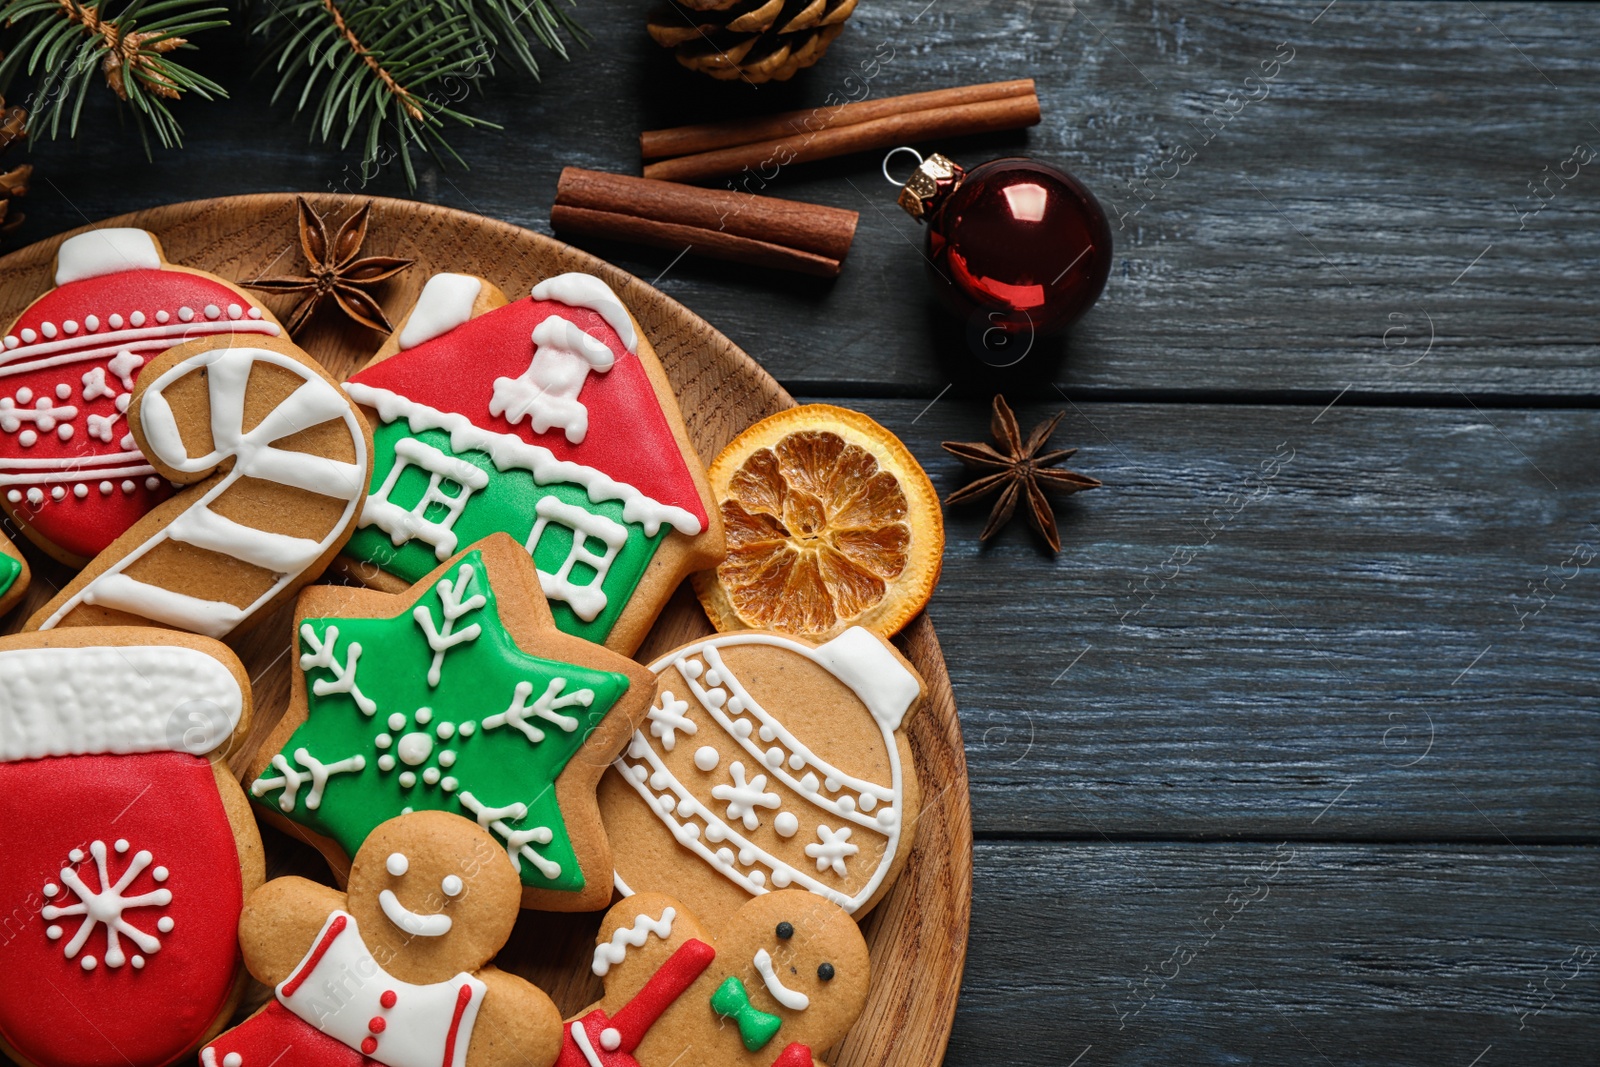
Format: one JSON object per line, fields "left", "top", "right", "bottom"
{"left": 249, "top": 536, "right": 651, "bottom": 909}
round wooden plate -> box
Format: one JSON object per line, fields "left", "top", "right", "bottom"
{"left": 0, "top": 195, "right": 972, "bottom": 1067}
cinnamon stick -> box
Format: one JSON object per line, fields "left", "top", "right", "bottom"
{"left": 639, "top": 79, "right": 1040, "bottom": 185}
{"left": 552, "top": 167, "right": 858, "bottom": 278}
{"left": 640, "top": 79, "right": 1038, "bottom": 160}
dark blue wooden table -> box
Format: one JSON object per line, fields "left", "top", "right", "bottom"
{"left": 17, "top": 1, "right": 1598, "bottom": 1063}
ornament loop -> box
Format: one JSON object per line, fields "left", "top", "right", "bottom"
{"left": 881, "top": 147, "right": 924, "bottom": 188}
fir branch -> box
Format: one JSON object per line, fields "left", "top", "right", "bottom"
{"left": 255, "top": 0, "right": 583, "bottom": 188}
{"left": 0, "top": 0, "right": 228, "bottom": 152}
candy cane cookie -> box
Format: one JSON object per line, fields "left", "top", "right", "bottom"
{"left": 27, "top": 334, "right": 374, "bottom": 638}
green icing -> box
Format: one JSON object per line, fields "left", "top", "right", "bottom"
{"left": 251, "top": 549, "right": 632, "bottom": 893}
{"left": 710, "top": 977, "right": 783, "bottom": 1051}
{"left": 0, "top": 552, "right": 19, "bottom": 600}
{"left": 346, "top": 421, "right": 667, "bottom": 644}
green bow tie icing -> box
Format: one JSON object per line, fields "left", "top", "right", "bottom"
{"left": 249, "top": 548, "right": 632, "bottom": 893}
{"left": 710, "top": 975, "right": 783, "bottom": 1051}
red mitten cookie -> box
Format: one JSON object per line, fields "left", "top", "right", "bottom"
{"left": 560, "top": 891, "right": 869, "bottom": 1067}
{"left": 339, "top": 270, "right": 723, "bottom": 654}
{"left": 601, "top": 627, "right": 925, "bottom": 927}
{"left": 0, "top": 628, "right": 264, "bottom": 1067}
{"left": 0, "top": 228, "right": 283, "bottom": 564}
{"left": 205, "top": 810, "right": 564, "bottom": 1067}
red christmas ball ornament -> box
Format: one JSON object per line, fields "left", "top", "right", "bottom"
{"left": 892, "top": 149, "right": 1113, "bottom": 339}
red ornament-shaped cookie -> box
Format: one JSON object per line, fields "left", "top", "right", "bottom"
{"left": 0, "top": 228, "right": 283, "bottom": 563}
{"left": 0, "top": 628, "right": 264, "bottom": 1067}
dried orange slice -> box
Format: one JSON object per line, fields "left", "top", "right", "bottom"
{"left": 694, "top": 404, "right": 943, "bottom": 641}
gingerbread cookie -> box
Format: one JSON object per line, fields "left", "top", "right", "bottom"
{"left": 0, "top": 529, "right": 29, "bottom": 615}
{"left": 561, "top": 891, "right": 869, "bottom": 1067}
{"left": 0, "top": 627, "right": 264, "bottom": 1067}
{"left": 0, "top": 227, "right": 284, "bottom": 565}
{"left": 338, "top": 270, "right": 724, "bottom": 654}
{"left": 25, "top": 333, "right": 374, "bottom": 638}
{"left": 601, "top": 627, "right": 925, "bottom": 928}
{"left": 205, "top": 810, "right": 565, "bottom": 1067}
{"left": 248, "top": 533, "right": 653, "bottom": 911}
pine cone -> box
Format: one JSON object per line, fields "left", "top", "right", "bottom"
{"left": 0, "top": 99, "right": 29, "bottom": 236}
{"left": 648, "top": 0, "right": 857, "bottom": 83}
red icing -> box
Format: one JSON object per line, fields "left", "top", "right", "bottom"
{"left": 361, "top": 1036, "right": 379, "bottom": 1055}
{"left": 440, "top": 984, "right": 474, "bottom": 1067}
{"left": 0, "top": 266, "right": 277, "bottom": 558}
{"left": 348, "top": 295, "right": 708, "bottom": 529}
{"left": 282, "top": 913, "right": 349, "bottom": 997}
{"left": 0, "top": 752, "right": 245, "bottom": 1067}
{"left": 368, "top": 1016, "right": 386, "bottom": 1034}
{"left": 556, "top": 938, "right": 717, "bottom": 1067}
{"left": 770, "top": 1042, "right": 814, "bottom": 1067}
{"left": 380, "top": 989, "right": 398, "bottom": 1008}
{"left": 204, "top": 1002, "right": 372, "bottom": 1067}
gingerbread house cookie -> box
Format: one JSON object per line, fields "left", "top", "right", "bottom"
{"left": 0, "top": 227, "right": 283, "bottom": 565}
{"left": 339, "top": 271, "right": 724, "bottom": 654}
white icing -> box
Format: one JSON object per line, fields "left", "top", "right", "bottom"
{"left": 457, "top": 791, "right": 560, "bottom": 880}
{"left": 712, "top": 761, "right": 780, "bottom": 831}
{"left": 525, "top": 495, "right": 629, "bottom": 621}
{"left": 569, "top": 1021, "right": 604, "bottom": 1067}
{"left": 399, "top": 273, "right": 483, "bottom": 350}
{"left": 40, "top": 839, "right": 171, "bottom": 968}
{"left": 481, "top": 676, "right": 591, "bottom": 744}
{"left": 646, "top": 691, "right": 695, "bottom": 751}
{"left": 38, "top": 346, "right": 368, "bottom": 637}
{"left": 810, "top": 627, "right": 921, "bottom": 732}
{"left": 530, "top": 273, "right": 638, "bottom": 355}
{"left": 365, "top": 436, "right": 491, "bottom": 561}
{"left": 379, "top": 889, "right": 452, "bottom": 937}
{"left": 806, "top": 825, "right": 858, "bottom": 878}
{"left": 250, "top": 748, "right": 366, "bottom": 812}
{"left": 613, "top": 630, "right": 911, "bottom": 914}
{"left": 0, "top": 644, "right": 243, "bottom": 761}
{"left": 753, "top": 948, "right": 810, "bottom": 1011}
{"left": 299, "top": 623, "right": 378, "bottom": 715}
{"left": 387, "top": 852, "right": 410, "bottom": 876}
{"left": 54, "top": 228, "right": 162, "bottom": 285}
{"left": 592, "top": 906, "right": 675, "bottom": 976}
{"left": 277, "top": 911, "right": 485, "bottom": 1067}
{"left": 489, "top": 315, "right": 616, "bottom": 444}
{"left": 345, "top": 383, "right": 701, "bottom": 538}
{"left": 412, "top": 562, "right": 485, "bottom": 687}
{"left": 693, "top": 745, "right": 720, "bottom": 772}
{"left": 774, "top": 812, "right": 800, "bottom": 838}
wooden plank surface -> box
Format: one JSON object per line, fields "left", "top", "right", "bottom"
{"left": 832, "top": 399, "right": 1600, "bottom": 841}
{"left": 950, "top": 842, "right": 1600, "bottom": 1065}
{"left": 16, "top": 0, "right": 1600, "bottom": 398}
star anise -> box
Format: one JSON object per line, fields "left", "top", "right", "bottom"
{"left": 941, "top": 395, "right": 1101, "bottom": 552}
{"left": 244, "top": 197, "right": 413, "bottom": 334}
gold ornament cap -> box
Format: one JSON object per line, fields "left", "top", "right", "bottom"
{"left": 893, "top": 152, "right": 965, "bottom": 221}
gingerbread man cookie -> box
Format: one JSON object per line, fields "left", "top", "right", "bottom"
{"left": 248, "top": 533, "right": 653, "bottom": 911}
{"left": 0, "top": 627, "right": 264, "bottom": 1067}
{"left": 26, "top": 333, "right": 374, "bottom": 638}
{"left": 601, "top": 627, "right": 926, "bottom": 928}
{"left": 338, "top": 270, "right": 724, "bottom": 654}
{"left": 0, "top": 227, "right": 285, "bottom": 564}
{"left": 205, "top": 810, "right": 565, "bottom": 1067}
{"left": 561, "top": 891, "right": 870, "bottom": 1067}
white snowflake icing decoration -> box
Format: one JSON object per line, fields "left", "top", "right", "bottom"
{"left": 805, "top": 825, "right": 858, "bottom": 878}
{"left": 646, "top": 690, "right": 695, "bottom": 751}
{"left": 41, "top": 838, "right": 173, "bottom": 971}
{"left": 712, "top": 761, "right": 780, "bottom": 831}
